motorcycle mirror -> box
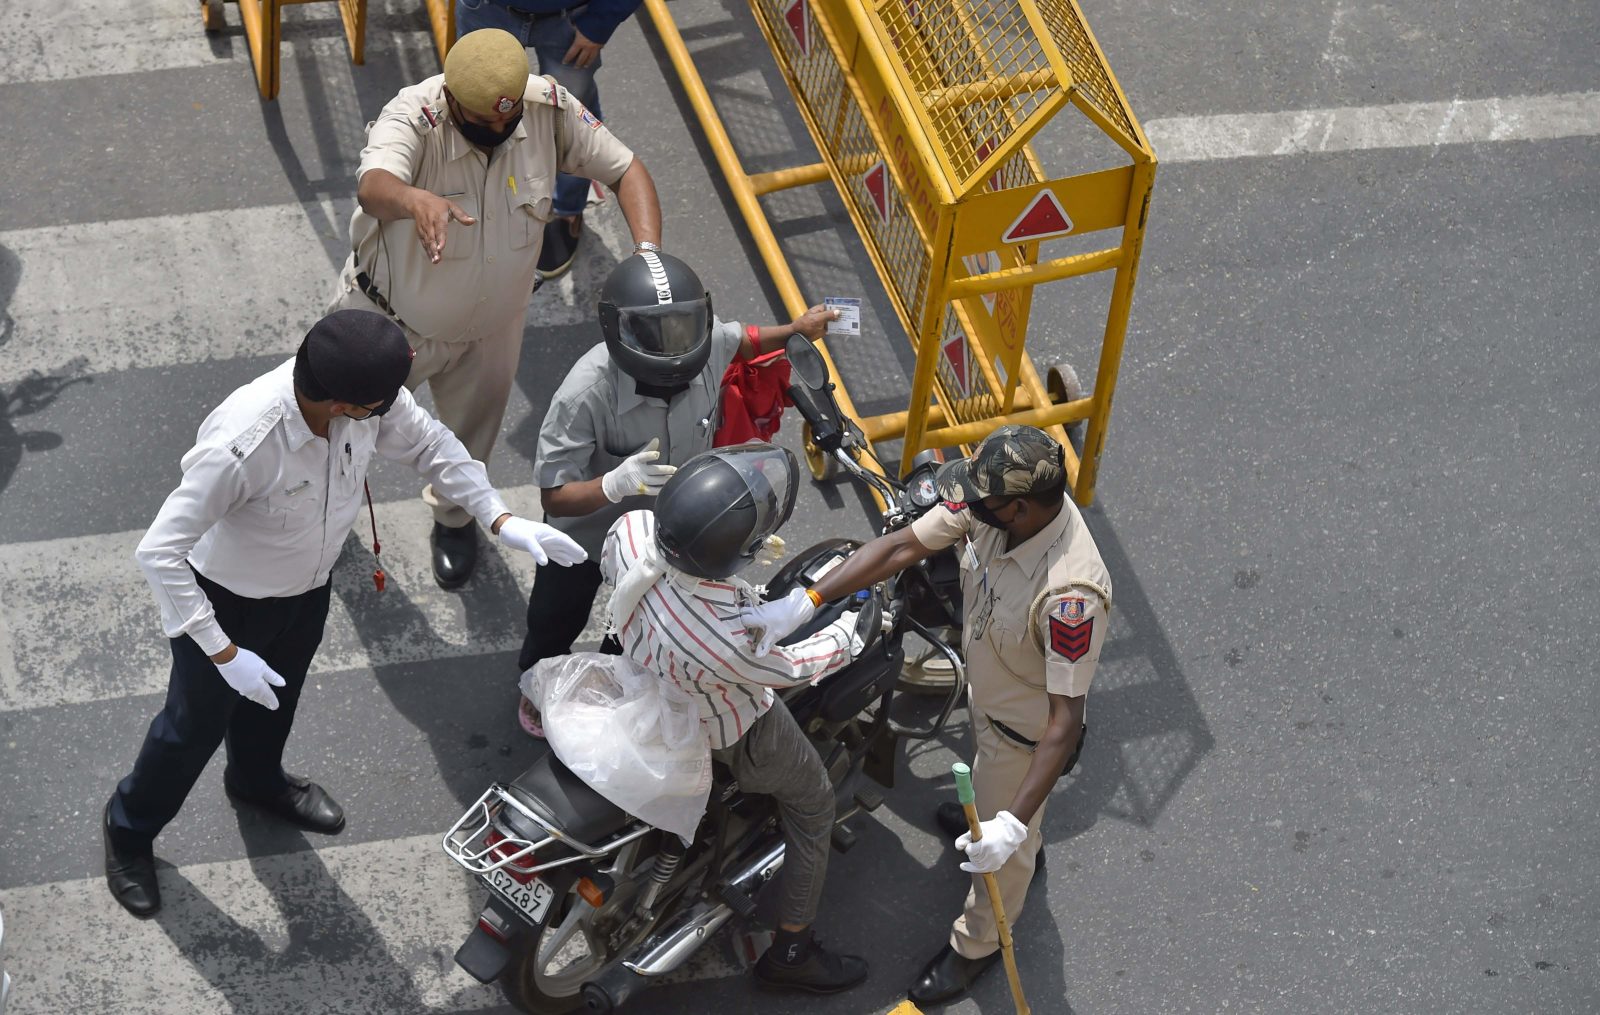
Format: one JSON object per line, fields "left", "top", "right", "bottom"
{"left": 785, "top": 334, "right": 830, "bottom": 389}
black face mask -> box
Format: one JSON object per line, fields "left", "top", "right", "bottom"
{"left": 453, "top": 106, "right": 522, "bottom": 148}
{"left": 968, "top": 498, "right": 1015, "bottom": 530}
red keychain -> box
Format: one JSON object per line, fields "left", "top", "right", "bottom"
{"left": 364, "top": 481, "right": 386, "bottom": 592}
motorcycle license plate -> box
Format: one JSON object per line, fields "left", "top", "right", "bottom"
{"left": 486, "top": 868, "right": 556, "bottom": 924}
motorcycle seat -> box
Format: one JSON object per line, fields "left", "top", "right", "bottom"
{"left": 505, "top": 750, "right": 630, "bottom": 846}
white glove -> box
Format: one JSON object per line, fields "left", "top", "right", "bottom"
{"left": 498, "top": 516, "right": 589, "bottom": 567}
{"left": 955, "top": 810, "right": 1029, "bottom": 874}
{"left": 215, "top": 647, "right": 285, "bottom": 710}
{"left": 738, "top": 587, "right": 817, "bottom": 656}
{"left": 601, "top": 437, "right": 677, "bottom": 502}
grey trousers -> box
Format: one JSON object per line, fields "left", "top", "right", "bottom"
{"left": 713, "top": 699, "right": 834, "bottom": 928}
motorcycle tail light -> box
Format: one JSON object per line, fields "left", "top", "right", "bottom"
{"left": 484, "top": 829, "right": 537, "bottom": 884}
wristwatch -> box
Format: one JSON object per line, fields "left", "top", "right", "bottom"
{"left": 633, "top": 241, "right": 663, "bottom": 254}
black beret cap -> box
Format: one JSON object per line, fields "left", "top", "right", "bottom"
{"left": 296, "top": 310, "right": 413, "bottom": 407}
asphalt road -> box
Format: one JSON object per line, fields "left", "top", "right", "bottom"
{"left": 0, "top": 0, "right": 1595, "bottom": 1013}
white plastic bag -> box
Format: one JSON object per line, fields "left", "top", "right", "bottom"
{"left": 520, "top": 653, "right": 711, "bottom": 845}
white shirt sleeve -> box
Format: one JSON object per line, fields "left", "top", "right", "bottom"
{"left": 134, "top": 444, "right": 252, "bottom": 656}
{"left": 374, "top": 387, "right": 510, "bottom": 527}
{"left": 726, "top": 611, "right": 858, "bottom": 689}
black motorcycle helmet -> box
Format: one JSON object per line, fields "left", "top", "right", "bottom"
{"left": 598, "top": 252, "right": 715, "bottom": 388}
{"left": 654, "top": 443, "right": 798, "bottom": 579}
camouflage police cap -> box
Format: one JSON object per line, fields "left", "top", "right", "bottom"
{"left": 444, "top": 29, "right": 529, "bottom": 117}
{"left": 933, "top": 424, "right": 1066, "bottom": 504}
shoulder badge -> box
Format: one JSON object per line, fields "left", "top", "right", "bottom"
{"left": 529, "top": 75, "right": 565, "bottom": 109}
{"left": 412, "top": 103, "right": 442, "bottom": 132}
{"left": 225, "top": 404, "right": 287, "bottom": 461}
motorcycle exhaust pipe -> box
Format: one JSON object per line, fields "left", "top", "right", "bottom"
{"left": 580, "top": 965, "right": 648, "bottom": 1013}
{"left": 580, "top": 839, "right": 787, "bottom": 1008}
{"left": 626, "top": 840, "right": 786, "bottom": 977}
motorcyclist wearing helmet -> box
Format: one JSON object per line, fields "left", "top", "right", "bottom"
{"left": 516, "top": 251, "right": 839, "bottom": 737}
{"left": 599, "top": 443, "right": 870, "bottom": 995}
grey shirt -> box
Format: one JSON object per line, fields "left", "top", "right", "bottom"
{"left": 536, "top": 317, "right": 745, "bottom": 556}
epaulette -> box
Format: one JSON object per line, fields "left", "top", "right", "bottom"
{"left": 224, "top": 404, "right": 286, "bottom": 462}
{"left": 412, "top": 102, "right": 444, "bottom": 132}
{"left": 528, "top": 75, "right": 566, "bottom": 109}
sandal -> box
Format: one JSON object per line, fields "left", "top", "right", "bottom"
{"left": 517, "top": 697, "right": 545, "bottom": 739}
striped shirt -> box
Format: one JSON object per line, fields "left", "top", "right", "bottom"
{"left": 603, "top": 510, "right": 858, "bottom": 749}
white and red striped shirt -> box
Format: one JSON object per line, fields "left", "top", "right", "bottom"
{"left": 602, "top": 510, "right": 859, "bottom": 749}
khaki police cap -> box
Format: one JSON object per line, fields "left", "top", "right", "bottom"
{"left": 444, "top": 29, "right": 530, "bottom": 117}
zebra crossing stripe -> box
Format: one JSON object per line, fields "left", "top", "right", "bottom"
{"left": 0, "top": 833, "right": 505, "bottom": 1014}
{"left": 0, "top": 200, "right": 629, "bottom": 387}
{"left": 1144, "top": 90, "right": 1600, "bottom": 162}
{"left": 0, "top": 0, "right": 438, "bottom": 87}
{"left": 0, "top": 484, "right": 603, "bottom": 713}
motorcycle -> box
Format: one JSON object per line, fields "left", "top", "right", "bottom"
{"left": 440, "top": 336, "right": 968, "bottom": 1013}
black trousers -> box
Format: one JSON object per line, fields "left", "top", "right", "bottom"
{"left": 109, "top": 571, "right": 332, "bottom": 849}
{"left": 518, "top": 559, "right": 617, "bottom": 676}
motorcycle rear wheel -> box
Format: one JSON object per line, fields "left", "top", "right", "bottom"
{"left": 500, "top": 867, "right": 652, "bottom": 1013}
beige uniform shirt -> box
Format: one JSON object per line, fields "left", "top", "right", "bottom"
{"left": 910, "top": 497, "right": 1112, "bottom": 743}
{"left": 343, "top": 73, "right": 635, "bottom": 343}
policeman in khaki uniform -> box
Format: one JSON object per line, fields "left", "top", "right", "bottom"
{"left": 329, "top": 28, "right": 662, "bottom": 589}
{"left": 739, "top": 425, "right": 1110, "bottom": 1004}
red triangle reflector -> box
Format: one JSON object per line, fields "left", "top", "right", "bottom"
{"left": 783, "top": 0, "right": 810, "bottom": 55}
{"left": 863, "top": 160, "right": 890, "bottom": 223}
{"left": 1001, "top": 189, "right": 1074, "bottom": 243}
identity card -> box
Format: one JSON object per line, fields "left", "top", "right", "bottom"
{"left": 824, "top": 297, "right": 861, "bottom": 337}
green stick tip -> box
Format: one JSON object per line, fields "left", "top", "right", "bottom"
{"left": 952, "top": 762, "right": 975, "bottom": 804}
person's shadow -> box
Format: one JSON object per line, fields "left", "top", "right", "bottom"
{"left": 0, "top": 244, "right": 93, "bottom": 498}
{"left": 149, "top": 806, "right": 460, "bottom": 1014}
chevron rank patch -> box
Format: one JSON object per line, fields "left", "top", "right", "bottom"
{"left": 1049, "top": 613, "right": 1093, "bottom": 662}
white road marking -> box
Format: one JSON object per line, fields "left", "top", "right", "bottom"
{"left": 0, "top": 834, "right": 506, "bottom": 1014}
{"left": 0, "top": 484, "right": 601, "bottom": 713}
{"left": 1144, "top": 90, "right": 1600, "bottom": 162}
{"left": 0, "top": 200, "right": 631, "bottom": 387}
{"left": 0, "top": 0, "right": 439, "bottom": 86}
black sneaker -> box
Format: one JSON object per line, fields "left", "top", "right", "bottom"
{"left": 536, "top": 214, "right": 582, "bottom": 278}
{"left": 754, "top": 937, "right": 869, "bottom": 995}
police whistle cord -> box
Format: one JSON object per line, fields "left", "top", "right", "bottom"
{"left": 953, "top": 762, "right": 1031, "bottom": 1015}
{"left": 363, "top": 481, "right": 385, "bottom": 592}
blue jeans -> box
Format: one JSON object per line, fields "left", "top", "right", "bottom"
{"left": 457, "top": 0, "right": 602, "bottom": 218}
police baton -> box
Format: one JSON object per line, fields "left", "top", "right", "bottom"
{"left": 952, "top": 762, "right": 1031, "bottom": 1015}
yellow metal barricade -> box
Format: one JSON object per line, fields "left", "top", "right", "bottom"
{"left": 199, "top": 0, "right": 368, "bottom": 100}
{"left": 645, "top": 0, "right": 1154, "bottom": 505}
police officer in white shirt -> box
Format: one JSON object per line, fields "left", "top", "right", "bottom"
{"left": 103, "top": 309, "right": 586, "bottom": 919}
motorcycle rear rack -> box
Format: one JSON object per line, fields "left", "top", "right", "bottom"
{"left": 441, "top": 783, "right": 650, "bottom": 878}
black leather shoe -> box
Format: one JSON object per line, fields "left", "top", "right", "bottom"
{"left": 908, "top": 943, "right": 1000, "bottom": 1005}
{"left": 536, "top": 214, "right": 582, "bottom": 278}
{"left": 754, "top": 937, "right": 869, "bottom": 995}
{"left": 226, "top": 773, "right": 345, "bottom": 834}
{"left": 103, "top": 800, "right": 160, "bottom": 918}
{"left": 431, "top": 521, "right": 477, "bottom": 590}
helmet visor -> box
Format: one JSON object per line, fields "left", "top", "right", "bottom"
{"left": 710, "top": 442, "right": 798, "bottom": 551}
{"left": 616, "top": 297, "right": 712, "bottom": 358}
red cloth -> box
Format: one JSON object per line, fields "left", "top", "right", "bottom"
{"left": 714, "top": 350, "right": 792, "bottom": 446}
